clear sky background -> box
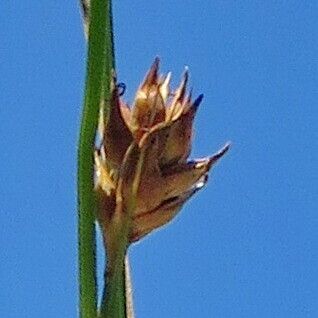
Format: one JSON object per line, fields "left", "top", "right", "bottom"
{"left": 1, "top": 1, "right": 317, "bottom": 317}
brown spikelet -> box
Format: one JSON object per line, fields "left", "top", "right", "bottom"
{"left": 95, "top": 58, "right": 230, "bottom": 242}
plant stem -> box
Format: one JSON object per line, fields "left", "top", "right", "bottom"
{"left": 78, "top": 0, "right": 114, "bottom": 317}
{"left": 99, "top": 143, "right": 140, "bottom": 317}
{"left": 100, "top": 226, "right": 129, "bottom": 318}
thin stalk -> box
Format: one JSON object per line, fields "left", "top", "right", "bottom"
{"left": 100, "top": 226, "right": 129, "bottom": 318}
{"left": 99, "top": 143, "right": 142, "bottom": 317}
{"left": 78, "top": 0, "right": 114, "bottom": 317}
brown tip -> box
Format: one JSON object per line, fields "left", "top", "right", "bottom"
{"left": 176, "top": 67, "right": 189, "bottom": 103}
{"left": 208, "top": 142, "right": 231, "bottom": 167}
{"left": 141, "top": 57, "right": 160, "bottom": 89}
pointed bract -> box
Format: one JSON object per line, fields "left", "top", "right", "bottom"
{"left": 160, "top": 95, "right": 203, "bottom": 166}
{"left": 131, "top": 60, "right": 166, "bottom": 137}
{"left": 103, "top": 76, "right": 133, "bottom": 167}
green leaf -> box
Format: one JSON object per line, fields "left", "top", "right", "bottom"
{"left": 78, "top": 0, "right": 114, "bottom": 317}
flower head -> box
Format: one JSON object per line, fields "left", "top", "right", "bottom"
{"left": 95, "top": 58, "right": 229, "bottom": 243}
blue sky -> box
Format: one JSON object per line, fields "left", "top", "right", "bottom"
{"left": 1, "top": 1, "right": 317, "bottom": 317}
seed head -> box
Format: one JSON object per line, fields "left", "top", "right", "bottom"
{"left": 95, "top": 59, "right": 230, "bottom": 243}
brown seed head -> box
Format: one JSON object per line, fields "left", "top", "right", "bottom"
{"left": 95, "top": 59, "right": 230, "bottom": 243}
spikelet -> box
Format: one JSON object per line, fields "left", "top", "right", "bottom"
{"left": 95, "top": 59, "right": 230, "bottom": 243}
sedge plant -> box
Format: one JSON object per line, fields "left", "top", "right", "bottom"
{"left": 78, "top": 1, "right": 229, "bottom": 317}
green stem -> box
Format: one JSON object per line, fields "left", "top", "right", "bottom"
{"left": 100, "top": 228, "right": 129, "bottom": 318}
{"left": 78, "top": 0, "right": 114, "bottom": 317}
{"left": 99, "top": 145, "right": 140, "bottom": 318}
